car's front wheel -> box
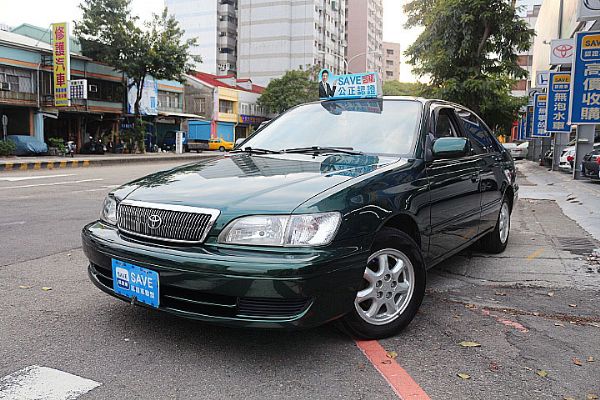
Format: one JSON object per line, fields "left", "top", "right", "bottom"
{"left": 219, "top": 146, "right": 225, "bottom": 152}
{"left": 340, "top": 228, "right": 426, "bottom": 339}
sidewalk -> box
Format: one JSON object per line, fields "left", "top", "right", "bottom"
{"left": 517, "top": 160, "right": 600, "bottom": 241}
{"left": 0, "top": 152, "right": 220, "bottom": 172}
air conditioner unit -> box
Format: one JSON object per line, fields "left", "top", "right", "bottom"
{"left": 88, "top": 84, "right": 98, "bottom": 93}
{"left": 0, "top": 82, "right": 10, "bottom": 91}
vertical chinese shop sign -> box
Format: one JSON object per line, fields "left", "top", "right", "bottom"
{"left": 570, "top": 31, "right": 600, "bottom": 124}
{"left": 532, "top": 93, "right": 550, "bottom": 138}
{"left": 52, "top": 23, "right": 70, "bottom": 107}
{"left": 546, "top": 72, "right": 572, "bottom": 133}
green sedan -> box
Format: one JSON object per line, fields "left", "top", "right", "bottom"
{"left": 82, "top": 97, "right": 518, "bottom": 339}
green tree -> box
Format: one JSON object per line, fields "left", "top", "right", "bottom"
{"left": 75, "top": 0, "right": 198, "bottom": 150}
{"left": 382, "top": 81, "right": 425, "bottom": 97}
{"left": 404, "top": 0, "right": 533, "bottom": 135}
{"left": 258, "top": 70, "right": 319, "bottom": 114}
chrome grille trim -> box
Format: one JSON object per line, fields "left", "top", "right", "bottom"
{"left": 116, "top": 200, "right": 220, "bottom": 244}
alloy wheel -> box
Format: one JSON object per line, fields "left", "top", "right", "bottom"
{"left": 499, "top": 202, "right": 510, "bottom": 244}
{"left": 354, "top": 248, "right": 415, "bottom": 326}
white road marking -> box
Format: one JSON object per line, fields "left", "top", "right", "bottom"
{"left": 0, "top": 174, "right": 76, "bottom": 182}
{"left": 0, "top": 365, "right": 101, "bottom": 400}
{"left": 0, "top": 178, "right": 103, "bottom": 190}
{"left": 0, "top": 221, "right": 26, "bottom": 227}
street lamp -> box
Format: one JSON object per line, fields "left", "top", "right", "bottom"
{"left": 347, "top": 50, "right": 383, "bottom": 74}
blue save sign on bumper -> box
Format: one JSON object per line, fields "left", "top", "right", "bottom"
{"left": 112, "top": 259, "right": 159, "bottom": 308}
{"left": 570, "top": 31, "right": 600, "bottom": 124}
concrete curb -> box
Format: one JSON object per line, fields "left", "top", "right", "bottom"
{"left": 0, "top": 154, "right": 220, "bottom": 172}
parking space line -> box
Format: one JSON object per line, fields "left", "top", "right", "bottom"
{"left": 0, "top": 174, "right": 76, "bottom": 182}
{"left": 355, "top": 340, "right": 430, "bottom": 400}
{"left": 527, "top": 248, "right": 545, "bottom": 260}
{"left": 0, "top": 365, "right": 101, "bottom": 399}
{"left": 0, "top": 178, "right": 103, "bottom": 190}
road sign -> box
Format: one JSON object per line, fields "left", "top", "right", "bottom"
{"left": 532, "top": 93, "right": 550, "bottom": 137}
{"left": 536, "top": 70, "right": 550, "bottom": 87}
{"left": 546, "top": 72, "right": 572, "bottom": 133}
{"left": 550, "top": 38, "right": 575, "bottom": 65}
{"left": 577, "top": 0, "right": 600, "bottom": 21}
{"left": 569, "top": 31, "right": 600, "bottom": 125}
{"left": 2, "top": 114, "right": 7, "bottom": 141}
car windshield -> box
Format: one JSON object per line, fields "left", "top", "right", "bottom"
{"left": 241, "top": 99, "right": 422, "bottom": 156}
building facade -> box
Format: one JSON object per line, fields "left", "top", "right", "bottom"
{"left": 382, "top": 41, "right": 400, "bottom": 81}
{"left": 237, "top": 0, "right": 346, "bottom": 86}
{"left": 185, "top": 71, "right": 270, "bottom": 139}
{"left": 346, "top": 0, "right": 383, "bottom": 75}
{"left": 166, "top": 0, "right": 238, "bottom": 76}
{"left": 512, "top": 1, "right": 542, "bottom": 97}
{"left": 0, "top": 27, "right": 124, "bottom": 151}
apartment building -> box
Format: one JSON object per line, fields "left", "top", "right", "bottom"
{"left": 382, "top": 42, "right": 400, "bottom": 81}
{"left": 513, "top": 1, "right": 542, "bottom": 96}
{"left": 166, "top": 0, "right": 238, "bottom": 76}
{"left": 346, "top": 0, "right": 383, "bottom": 75}
{"left": 237, "top": 0, "right": 347, "bottom": 86}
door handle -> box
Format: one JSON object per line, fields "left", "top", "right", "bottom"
{"left": 471, "top": 173, "right": 480, "bottom": 183}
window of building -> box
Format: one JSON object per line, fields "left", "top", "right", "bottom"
{"left": 386, "top": 60, "right": 394, "bottom": 66}
{"left": 386, "top": 71, "right": 393, "bottom": 77}
{"left": 219, "top": 99, "right": 234, "bottom": 114}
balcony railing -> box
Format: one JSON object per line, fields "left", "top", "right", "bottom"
{"left": 0, "top": 90, "right": 37, "bottom": 103}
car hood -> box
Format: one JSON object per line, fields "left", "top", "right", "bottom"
{"left": 117, "top": 153, "right": 400, "bottom": 214}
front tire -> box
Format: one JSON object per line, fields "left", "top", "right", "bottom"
{"left": 481, "top": 198, "right": 511, "bottom": 254}
{"left": 340, "top": 228, "right": 426, "bottom": 339}
{"left": 219, "top": 146, "right": 225, "bottom": 152}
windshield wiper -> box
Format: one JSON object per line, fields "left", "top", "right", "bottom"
{"left": 231, "top": 147, "right": 282, "bottom": 154}
{"left": 282, "top": 146, "right": 363, "bottom": 156}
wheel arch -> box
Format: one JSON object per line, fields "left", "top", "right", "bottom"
{"left": 379, "top": 213, "right": 422, "bottom": 251}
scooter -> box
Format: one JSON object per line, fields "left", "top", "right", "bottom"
{"left": 66, "top": 141, "right": 76, "bottom": 157}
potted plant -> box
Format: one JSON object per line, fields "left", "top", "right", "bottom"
{"left": 48, "top": 137, "right": 66, "bottom": 156}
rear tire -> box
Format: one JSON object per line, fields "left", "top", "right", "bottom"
{"left": 219, "top": 146, "right": 225, "bottom": 152}
{"left": 480, "top": 198, "right": 511, "bottom": 254}
{"left": 340, "top": 228, "right": 426, "bottom": 339}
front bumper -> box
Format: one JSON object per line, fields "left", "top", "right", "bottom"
{"left": 82, "top": 221, "right": 370, "bottom": 329}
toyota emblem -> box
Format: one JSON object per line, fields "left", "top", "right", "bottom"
{"left": 147, "top": 214, "right": 162, "bottom": 229}
{"left": 553, "top": 44, "right": 573, "bottom": 59}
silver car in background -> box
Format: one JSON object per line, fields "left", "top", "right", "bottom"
{"left": 502, "top": 142, "right": 528, "bottom": 160}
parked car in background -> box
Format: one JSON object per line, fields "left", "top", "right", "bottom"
{"left": 7, "top": 135, "right": 48, "bottom": 156}
{"left": 582, "top": 144, "right": 600, "bottom": 181}
{"left": 208, "top": 137, "right": 233, "bottom": 152}
{"left": 559, "top": 147, "right": 576, "bottom": 172}
{"left": 502, "top": 142, "right": 528, "bottom": 160}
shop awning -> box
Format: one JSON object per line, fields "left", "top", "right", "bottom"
{"left": 158, "top": 111, "right": 205, "bottom": 119}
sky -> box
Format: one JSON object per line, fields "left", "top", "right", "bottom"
{"left": 0, "top": 0, "right": 423, "bottom": 82}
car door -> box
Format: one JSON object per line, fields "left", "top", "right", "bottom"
{"left": 456, "top": 109, "right": 503, "bottom": 233}
{"left": 426, "top": 106, "right": 482, "bottom": 263}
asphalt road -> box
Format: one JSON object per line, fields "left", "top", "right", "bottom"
{"left": 0, "top": 161, "right": 599, "bottom": 399}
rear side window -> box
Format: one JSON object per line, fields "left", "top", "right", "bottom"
{"left": 456, "top": 110, "right": 500, "bottom": 154}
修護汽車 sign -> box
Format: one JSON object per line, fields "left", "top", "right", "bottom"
{"left": 569, "top": 31, "right": 600, "bottom": 124}
{"left": 546, "top": 72, "right": 572, "bottom": 133}
{"left": 532, "top": 93, "right": 550, "bottom": 137}
{"left": 52, "top": 23, "right": 70, "bottom": 107}
{"left": 318, "top": 69, "right": 382, "bottom": 100}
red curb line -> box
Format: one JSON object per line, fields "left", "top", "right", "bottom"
{"left": 355, "top": 340, "right": 431, "bottom": 400}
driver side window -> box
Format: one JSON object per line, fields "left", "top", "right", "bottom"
{"left": 433, "top": 109, "right": 459, "bottom": 139}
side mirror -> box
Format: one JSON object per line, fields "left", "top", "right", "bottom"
{"left": 432, "top": 137, "right": 470, "bottom": 160}
{"left": 234, "top": 138, "right": 246, "bottom": 148}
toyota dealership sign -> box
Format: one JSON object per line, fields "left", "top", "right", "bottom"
{"left": 550, "top": 38, "right": 575, "bottom": 65}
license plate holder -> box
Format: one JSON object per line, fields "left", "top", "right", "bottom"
{"left": 111, "top": 259, "right": 159, "bottom": 308}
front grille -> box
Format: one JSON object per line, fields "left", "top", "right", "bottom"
{"left": 237, "top": 297, "right": 310, "bottom": 318}
{"left": 117, "top": 200, "right": 219, "bottom": 243}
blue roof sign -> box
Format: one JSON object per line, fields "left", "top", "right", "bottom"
{"left": 318, "top": 70, "right": 382, "bottom": 100}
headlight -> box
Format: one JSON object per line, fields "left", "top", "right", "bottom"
{"left": 100, "top": 195, "right": 118, "bottom": 225}
{"left": 218, "top": 212, "right": 341, "bottom": 247}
